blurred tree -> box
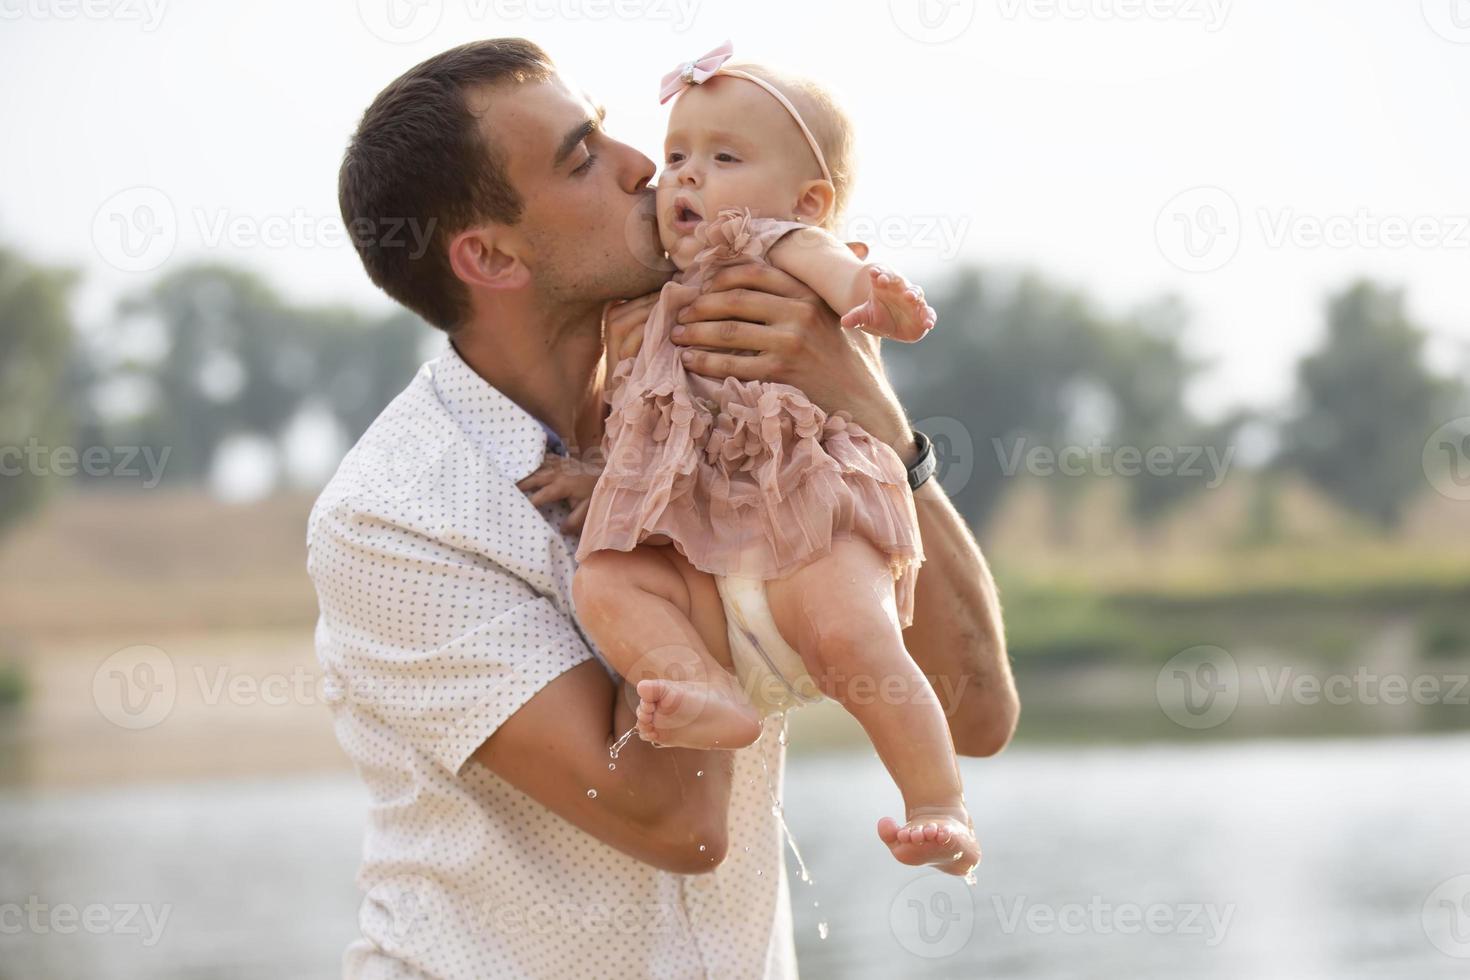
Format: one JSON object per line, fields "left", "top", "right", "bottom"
{"left": 0, "top": 246, "right": 76, "bottom": 538}
{"left": 1278, "top": 280, "right": 1457, "bottom": 527}
{"left": 883, "top": 269, "right": 1097, "bottom": 532}
{"left": 885, "top": 269, "right": 1228, "bottom": 533}
{"left": 103, "top": 265, "right": 432, "bottom": 486}
{"left": 1092, "top": 297, "right": 1247, "bottom": 527}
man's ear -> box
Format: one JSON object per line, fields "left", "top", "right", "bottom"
{"left": 448, "top": 226, "right": 530, "bottom": 292}
{"left": 791, "top": 179, "right": 836, "bottom": 227}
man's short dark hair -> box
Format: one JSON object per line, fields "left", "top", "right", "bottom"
{"left": 339, "top": 38, "right": 555, "bottom": 332}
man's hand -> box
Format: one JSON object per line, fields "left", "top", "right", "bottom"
{"left": 668, "top": 262, "right": 917, "bottom": 465}
{"left": 517, "top": 452, "right": 604, "bottom": 535}
{"left": 602, "top": 292, "right": 661, "bottom": 375}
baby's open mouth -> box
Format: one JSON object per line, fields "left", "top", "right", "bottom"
{"left": 671, "top": 199, "right": 703, "bottom": 233}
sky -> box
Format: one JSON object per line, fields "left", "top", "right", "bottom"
{"left": 3, "top": 0, "right": 1469, "bottom": 420}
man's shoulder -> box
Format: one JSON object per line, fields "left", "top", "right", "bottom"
{"left": 308, "top": 356, "right": 478, "bottom": 539}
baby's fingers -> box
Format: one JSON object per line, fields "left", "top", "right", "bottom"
{"left": 563, "top": 498, "right": 592, "bottom": 535}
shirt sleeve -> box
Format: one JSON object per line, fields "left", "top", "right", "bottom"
{"left": 308, "top": 503, "right": 594, "bottom": 775}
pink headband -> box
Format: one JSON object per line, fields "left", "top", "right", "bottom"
{"left": 658, "top": 40, "right": 833, "bottom": 185}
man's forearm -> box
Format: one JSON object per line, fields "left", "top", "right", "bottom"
{"left": 904, "top": 475, "right": 1019, "bottom": 757}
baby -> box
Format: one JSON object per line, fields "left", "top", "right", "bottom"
{"left": 533, "top": 42, "right": 979, "bottom": 877}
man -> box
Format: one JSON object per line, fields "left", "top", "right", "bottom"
{"left": 309, "top": 38, "right": 1018, "bottom": 979}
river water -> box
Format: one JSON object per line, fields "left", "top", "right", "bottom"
{"left": 2, "top": 735, "right": 1468, "bottom": 978}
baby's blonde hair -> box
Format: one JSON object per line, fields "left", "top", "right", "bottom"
{"left": 724, "top": 62, "right": 856, "bottom": 231}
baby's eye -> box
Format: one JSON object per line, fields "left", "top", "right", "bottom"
{"left": 666, "top": 151, "right": 686, "bottom": 165}
{"left": 714, "top": 152, "right": 738, "bottom": 163}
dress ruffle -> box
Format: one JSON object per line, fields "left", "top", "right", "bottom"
{"left": 576, "top": 209, "right": 923, "bottom": 627}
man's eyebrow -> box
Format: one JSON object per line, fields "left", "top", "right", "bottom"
{"left": 553, "top": 104, "right": 608, "bottom": 168}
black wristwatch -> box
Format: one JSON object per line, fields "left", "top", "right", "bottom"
{"left": 905, "top": 429, "right": 937, "bottom": 491}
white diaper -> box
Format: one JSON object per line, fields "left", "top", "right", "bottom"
{"left": 713, "top": 573, "right": 824, "bottom": 718}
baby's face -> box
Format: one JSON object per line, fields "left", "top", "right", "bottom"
{"left": 657, "top": 75, "right": 824, "bottom": 268}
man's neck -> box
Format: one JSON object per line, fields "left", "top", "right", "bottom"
{"left": 452, "top": 296, "right": 607, "bottom": 455}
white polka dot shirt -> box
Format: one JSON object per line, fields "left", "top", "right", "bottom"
{"left": 307, "top": 344, "right": 799, "bottom": 979}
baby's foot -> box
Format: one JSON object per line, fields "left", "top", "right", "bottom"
{"left": 877, "top": 805, "right": 981, "bottom": 877}
{"left": 635, "top": 678, "right": 762, "bottom": 750}
{"left": 840, "top": 266, "right": 937, "bottom": 343}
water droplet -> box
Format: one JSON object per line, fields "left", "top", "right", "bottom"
{"left": 698, "top": 844, "right": 707, "bottom": 852}
{"left": 743, "top": 846, "right": 750, "bottom": 853}
{"left": 817, "top": 921, "right": 829, "bottom": 940}
{"left": 755, "top": 869, "right": 763, "bottom": 876}
{"left": 696, "top": 770, "right": 703, "bottom": 777}
{"left": 608, "top": 762, "right": 616, "bottom": 771}
{"left": 586, "top": 789, "right": 597, "bottom": 799}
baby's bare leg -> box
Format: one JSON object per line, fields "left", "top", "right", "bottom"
{"left": 573, "top": 545, "right": 762, "bottom": 750}
{"left": 765, "top": 538, "right": 980, "bottom": 876}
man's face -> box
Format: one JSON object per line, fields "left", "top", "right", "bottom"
{"left": 476, "top": 74, "right": 670, "bottom": 306}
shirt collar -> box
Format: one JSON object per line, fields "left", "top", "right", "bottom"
{"left": 430, "top": 343, "right": 562, "bottom": 484}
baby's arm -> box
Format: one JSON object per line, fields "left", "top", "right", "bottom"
{"left": 768, "top": 227, "right": 936, "bottom": 343}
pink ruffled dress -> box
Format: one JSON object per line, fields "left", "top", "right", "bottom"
{"left": 575, "top": 209, "right": 924, "bottom": 627}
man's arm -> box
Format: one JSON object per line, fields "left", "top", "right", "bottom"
{"left": 669, "top": 264, "right": 1020, "bottom": 756}
{"left": 471, "top": 661, "right": 734, "bottom": 875}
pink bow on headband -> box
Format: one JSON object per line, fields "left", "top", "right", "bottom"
{"left": 659, "top": 40, "right": 734, "bottom": 104}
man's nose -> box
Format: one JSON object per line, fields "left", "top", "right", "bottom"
{"left": 616, "top": 141, "right": 657, "bottom": 193}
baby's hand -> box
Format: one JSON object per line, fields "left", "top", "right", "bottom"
{"left": 517, "top": 452, "right": 603, "bottom": 534}
{"left": 839, "top": 265, "right": 936, "bottom": 343}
